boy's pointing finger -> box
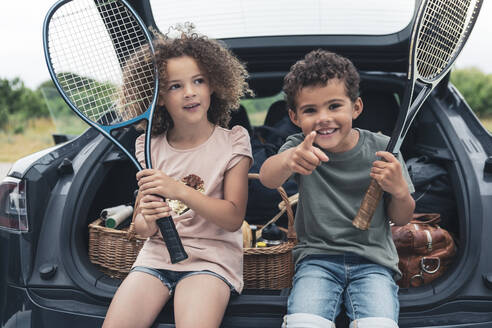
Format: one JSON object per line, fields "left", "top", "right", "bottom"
{"left": 302, "top": 131, "right": 317, "bottom": 149}
{"left": 313, "top": 147, "right": 329, "bottom": 162}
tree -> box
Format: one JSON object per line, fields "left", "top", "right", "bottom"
{"left": 451, "top": 67, "right": 492, "bottom": 117}
{"left": 0, "top": 77, "right": 49, "bottom": 130}
{"left": 38, "top": 80, "right": 72, "bottom": 117}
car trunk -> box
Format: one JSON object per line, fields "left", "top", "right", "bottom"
{"left": 25, "top": 70, "right": 474, "bottom": 326}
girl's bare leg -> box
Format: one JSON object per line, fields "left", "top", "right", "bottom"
{"left": 173, "top": 274, "right": 231, "bottom": 328}
{"left": 103, "top": 271, "right": 171, "bottom": 328}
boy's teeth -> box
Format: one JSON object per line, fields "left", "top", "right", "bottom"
{"left": 318, "top": 129, "right": 335, "bottom": 135}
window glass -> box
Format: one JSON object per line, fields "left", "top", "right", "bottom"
{"left": 150, "top": 0, "right": 415, "bottom": 38}
{"left": 241, "top": 92, "right": 284, "bottom": 126}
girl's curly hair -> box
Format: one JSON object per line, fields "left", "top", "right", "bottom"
{"left": 283, "top": 50, "right": 360, "bottom": 111}
{"left": 120, "top": 24, "right": 252, "bottom": 136}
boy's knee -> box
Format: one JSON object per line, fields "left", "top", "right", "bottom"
{"left": 282, "top": 313, "right": 335, "bottom": 328}
{"left": 349, "top": 317, "right": 399, "bottom": 328}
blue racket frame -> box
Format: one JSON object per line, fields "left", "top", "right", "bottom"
{"left": 43, "top": 0, "right": 156, "bottom": 172}
{"left": 43, "top": 0, "right": 188, "bottom": 264}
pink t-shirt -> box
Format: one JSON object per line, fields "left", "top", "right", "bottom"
{"left": 132, "top": 125, "right": 252, "bottom": 293}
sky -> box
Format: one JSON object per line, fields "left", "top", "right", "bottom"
{"left": 0, "top": 0, "right": 491, "bottom": 90}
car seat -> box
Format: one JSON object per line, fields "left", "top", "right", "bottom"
{"left": 229, "top": 104, "right": 253, "bottom": 135}
{"left": 264, "top": 100, "right": 288, "bottom": 127}
{"left": 353, "top": 90, "right": 400, "bottom": 137}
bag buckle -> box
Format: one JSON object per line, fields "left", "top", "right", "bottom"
{"left": 410, "top": 273, "right": 425, "bottom": 287}
{"left": 421, "top": 257, "right": 440, "bottom": 274}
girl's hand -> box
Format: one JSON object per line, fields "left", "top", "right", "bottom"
{"left": 139, "top": 194, "right": 172, "bottom": 223}
{"left": 288, "top": 131, "right": 329, "bottom": 175}
{"left": 136, "top": 169, "right": 184, "bottom": 200}
{"left": 370, "top": 151, "right": 409, "bottom": 199}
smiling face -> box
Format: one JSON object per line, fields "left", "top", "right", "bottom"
{"left": 159, "top": 56, "right": 213, "bottom": 128}
{"left": 289, "top": 79, "right": 363, "bottom": 153}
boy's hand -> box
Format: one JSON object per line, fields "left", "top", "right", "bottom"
{"left": 370, "top": 151, "right": 409, "bottom": 199}
{"left": 288, "top": 131, "right": 329, "bottom": 175}
{"left": 136, "top": 169, "right": 184, "bottom": 200}
{"left": 139, "top": 194, "right": 172, "bottom": 223}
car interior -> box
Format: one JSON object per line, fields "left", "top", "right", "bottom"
{"left": 73, "top": 70, "right": 463, "bottom": 303}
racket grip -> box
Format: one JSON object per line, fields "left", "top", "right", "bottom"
{"left": 156, "top": 216, "right": 188, "bottom": 263}
{"left": 352, "top": 179, "right": 384, "bottom": 230}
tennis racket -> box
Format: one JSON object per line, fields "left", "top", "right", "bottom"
{"left": 353, "top": 0, "right": 483, "bottom": 230}
{"left": 43, "top": 0, "right": 188, "bottom": 263}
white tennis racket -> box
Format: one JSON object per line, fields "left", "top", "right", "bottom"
{"left": 353, "top": 0, "right": 483, "bottom": 230}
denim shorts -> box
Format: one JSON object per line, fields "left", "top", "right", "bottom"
{"left": 130, "top": 266, "right": 236, "bottom": 295}
{"left": 285, "top": 253, "right": 399, "bottom": 327}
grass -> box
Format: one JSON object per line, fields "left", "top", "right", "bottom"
{"left": 0, "top": 117, "right": 86, "bottom": 162}
{"left": 248, "top": 110, "right": 268, "bottom": 126}
{"left": 1, "top": 116, "right": 491, "bottom": 163}
{"left": 481, "top": 117, "right": 492, "bottom": 132}
{"left": 0, "top": 118, "right": 56, "bottom": 162}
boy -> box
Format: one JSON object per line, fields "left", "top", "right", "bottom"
{"left": 259, "top": 50, "right": 415, "bottom": 328}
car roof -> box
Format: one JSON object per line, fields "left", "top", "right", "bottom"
{"left": 128, "top": 0, "right": 418, "bottom": 74}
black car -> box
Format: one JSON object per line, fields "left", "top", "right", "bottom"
{"left": 1, "top": 0, "right": 492, "bottom": 327}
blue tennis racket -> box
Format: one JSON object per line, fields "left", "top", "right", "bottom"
{"left": 43, "top": 0, "right": 188, "bottom": 263}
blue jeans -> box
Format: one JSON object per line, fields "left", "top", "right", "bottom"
{"left": 283, "top": 254, "right": 399, "bottom": 328}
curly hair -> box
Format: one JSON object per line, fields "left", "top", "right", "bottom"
{"left": 283, "top": 50, "right": 360, "bottom": 111}
{"left": 120, "top": 25, "right": 252, "bottom": 135}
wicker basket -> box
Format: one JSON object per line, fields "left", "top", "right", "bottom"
{"left": 243, "top": 173, "right": 297, "bottom": 290}
{"left": 88, "top": 173, "right": 297, "bottom": 288}
{"left": 88, "top": 218, "right": 145, "bottom": 279}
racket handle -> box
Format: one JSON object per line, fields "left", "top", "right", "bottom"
{"left": 156, "top": 216, "right": 188, "bottom": 263}
{"left": 352, "top": 179, "right": 384, "bottom": 230}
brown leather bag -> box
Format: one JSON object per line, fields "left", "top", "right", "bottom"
{"left": 391, "top": 213, "right": 456, "bottom": 288}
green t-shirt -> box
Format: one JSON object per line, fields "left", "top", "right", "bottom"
{"left": 279, "top": 129, "right": 414, "bottom": 279}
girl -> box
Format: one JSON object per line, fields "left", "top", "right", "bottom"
{"left": 103, "top": 26, "right": 253, "bottom": 328}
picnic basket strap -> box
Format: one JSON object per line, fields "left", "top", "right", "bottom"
{"left": 247, "top": 173, "right": 296, "bottom": 240}
{"left": 127, "top": 190, "right": 143, "bottom": 240}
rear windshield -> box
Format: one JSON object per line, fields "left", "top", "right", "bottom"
{"left": 150, "top": 0, "right": 415, "bottom": 38}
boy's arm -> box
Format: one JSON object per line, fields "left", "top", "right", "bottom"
{"left": 371, "top": 151, "right": 415, "bottom": 226}
{"left": 387, "top": 192, "right": 415, "bottom": 226}
{"left": 260, "top": 131, "right": 329, "bottom": 189}
{"left": 259, "top": 148, "right": 296, "bottom": 189}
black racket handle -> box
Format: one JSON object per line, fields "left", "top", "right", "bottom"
{"left": 156, "top": 216, "right": 188, "bottom": 263}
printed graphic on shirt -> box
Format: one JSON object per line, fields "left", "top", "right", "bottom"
{"left": 168, "top": 174, "right": 205, "bottom": 215}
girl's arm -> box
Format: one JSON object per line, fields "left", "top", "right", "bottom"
{"left": 137, "top": 157, "right": 251, "bottom": 232}
{"left": 134, "top": 212, "right": 158, "bottom": 238}
{"left": 183, "top": 157, "right": 250, "bottom": 231}
{"left": 133, "top": 193, "right": 172, "bottom": 238}
{"left": 133, "top": 185, "right": 173, "bottom": 238}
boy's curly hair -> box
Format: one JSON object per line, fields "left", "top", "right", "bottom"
{"left": 283, "top": 50, "right": 360, "bottom": 111}
{"left": 120, "top": 24, "right": 252, "bottom": 135}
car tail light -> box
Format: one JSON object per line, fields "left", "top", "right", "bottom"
{"left": 0, "top": 177, "right": 28, "bottom": 232}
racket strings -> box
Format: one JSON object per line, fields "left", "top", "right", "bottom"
{"left": 49, "top": 3, "right": 125, "bottom": 122}
{"left": 47, "top": 0, "right": 155, "bottom": 126}
{"left": 50, "top": 9, "right": 120, "bottom": 121}
{"left": 416, "top": 0, "right": 476, "bottom": 80}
